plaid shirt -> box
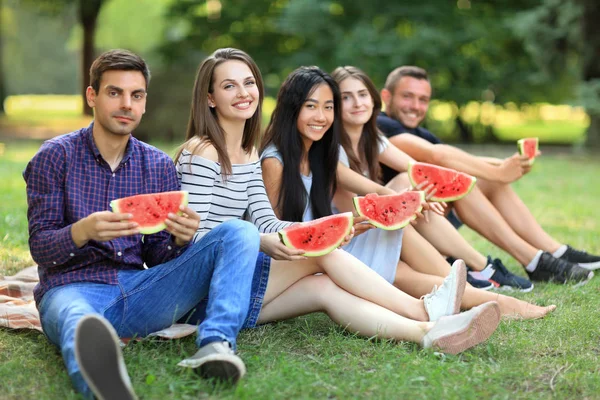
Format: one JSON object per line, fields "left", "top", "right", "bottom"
{"left": 23, "top": 123, "right": 188, "bottom": 304}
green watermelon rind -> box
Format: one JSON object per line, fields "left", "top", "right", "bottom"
{"left": 517, "top": 137, "right": 539, "bottom": 165}
{"left": 278, "top": 212, "right": 354, "bottom": 257}
{"left": 352, "top": 191, "right": 425, "bottom": 231}
{"left": 110, "top": 191, "right": 189, "bottom": 235}
{"left": 407, "top": 162, "right": 476, "bottom": 202}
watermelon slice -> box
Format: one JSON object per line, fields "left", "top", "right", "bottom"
{"left": 408, "top": 162, "right": 476, "bottom": 202}
{"left": 517, "top": 137, "right": 539, "bottom": 165}
{"left": 278, "top": 212, "right": 354, "bottom": 257}
{"left": 353, "top": 192, "right": 425, "bottom": 230}
{"left": 110, "top": 191, "right": 189, "bottom": 234}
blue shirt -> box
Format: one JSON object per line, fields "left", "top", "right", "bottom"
{"left": 23, "top": 123, "right": 187, "bottom": 304}
{"left": 376, "top": 112, "right": 443, "bottom": 183}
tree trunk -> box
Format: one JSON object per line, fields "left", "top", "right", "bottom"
{"left": 79, "top": 0, "right": 103, "bottom": 116}
{"left": 580, "top": 0, "right": 600, "bottom": 148}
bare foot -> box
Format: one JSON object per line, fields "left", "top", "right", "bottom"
{"left": 501, "top": 301, "right": 557, "bottom": 320}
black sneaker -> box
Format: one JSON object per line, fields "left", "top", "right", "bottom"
{"left": 447, "top": 256, "right": 493, "bottom": 290}
{"left": 527, "top": 252, "right": 594, "bottom": 284}
{"left": 75, "top": 315, "right": 137, "bottom": 400}
{"left": 466, "top": 271, "right": 494, "bottom": 290}
{"left": 558, "top": 245, "right": 600, "bottom": 271}
{"left": 487, "top": 257, "right": 534, "bottom": 292}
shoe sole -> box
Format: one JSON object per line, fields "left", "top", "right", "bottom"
{"left": 75, "top": 315, "right": 136, "bottom": 400}
{"left": 432, "top": 302, "right": 501, "bottom": 355}
{"left": 578, "top": 261, "right": 600, "bottom": 271}
{"left": 555, "top": 270, "right": 594, "bottom": 284}
{"left": 199, "top": 358, "right": 245, "bottom": 384}
{"left": 450, "top": 260, "right": 467, "bottom": 315}
{"left": 179, "top": 352, "right": 246, "bottom": 384}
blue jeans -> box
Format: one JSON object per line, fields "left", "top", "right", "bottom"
{"left": 37, "top": 219, "right": 260, "bottom": 398}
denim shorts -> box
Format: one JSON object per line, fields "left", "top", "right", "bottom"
{"left": 177, "top": 251, "right": 271, "bottom": 329}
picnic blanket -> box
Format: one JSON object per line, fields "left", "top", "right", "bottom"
{"left": 0, "top": 266, "right": 197, "bottom": 340}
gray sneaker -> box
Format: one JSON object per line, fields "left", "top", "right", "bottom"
{"left": 75, "top": 315, "right": 137, "bottom": 400}
{"left": 178, "top": 341, "right": 246, "bottom": 384}
{"left": 422, "top": 301, "right": 501, "bottom": 355}
{"left": 423, "top": 259, "right": 467, "bottom": 322}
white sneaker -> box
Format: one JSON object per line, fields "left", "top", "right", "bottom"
{"left": 178, "top": 341, "right": 246, "bottom": 384}
{"left": 423, "top": 259, "right": 467, "bottom": 321}
{"left": 75, "top": 315, "right": 137, "bottom": 400}
{"left": 422, "top": 301, "right": 501, "bottom": 355}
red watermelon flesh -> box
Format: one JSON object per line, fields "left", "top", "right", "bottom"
{"left": 279, "top": 212, "right": 353, "bottom": 257}
{"left": 353, "top": 192, "right": 424, "bottom": 230}
{"left": 110, "top": 191, "right": 189, "bottom": 234}
{"left": 517, "top": 137, "right": 539, "bottom": 164}
{"left": 408, "top": 162, "right": 476, "bottom": 202}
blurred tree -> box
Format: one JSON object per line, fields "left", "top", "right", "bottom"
{"left": 1, "top": 0, "right": 78, "bottom": 96}
{"left": 163, "top": 0, "right": 561, "bottom": 142}
{"left": 162, "top": 0, "right": 299, "bottom": 95}
{"left": 0, "top": 0, "right": 5, "bottom": 113}
{"left": 513, "top": 0, "right": 600, "bottom": 148}
{"left": 22, "top": 0, "right": 105, "bottom": 115}
{"left": 578, "top": 0, "right": 600, "bottom": 147}
{"left": 154, "top": 0, "right": 598, "bottom": 144}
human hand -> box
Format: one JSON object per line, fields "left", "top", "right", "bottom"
{"left": 497, "top": 153, "right": 524, "bottom": 183}
{"left": 522, "top": 150, "right": 542, "bottom": 175}
{"left": 352, "top": 216, "right": 376, "bottom": 238}
{"left": 164, "top": 205, "right": 201, "bottom": 247}
{"left": 260, "top": 232, "right": 308, "bottom": 261}
{"left": 424, "top": 200, "right": 446, "bottom": 216}
{"left": 73, "top": 211, "right": 139, "bottom": 247}
{"left": 413, "top": 180, "right": 437, "bottom": 201}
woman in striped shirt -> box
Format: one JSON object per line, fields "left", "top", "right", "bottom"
{"left": 175, "top": 48, "right": 501, "bottom": 355}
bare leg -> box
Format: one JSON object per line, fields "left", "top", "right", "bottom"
{"left": 401, "top": 224, "right": 452, "bottom": 277}
{"left": 477, "top": 179, "right": 562, "bottom": 253}
{"left": 386, "top": 171, "right": 411, "bottom": 192}
{"left": 393, "top": 262, "right": 556, "bottom": 320}
{"left": 453, "top": 185, "right": 539, "bottom": 266}
{"left": 267, "top": 249, "right": 429, "bottom": 321}
{"left": 386, "top": 172, "right": 488, "bottom": 270}
{"left": 413, "top": 212, "right": 489, "bottom": 270}
{"left": 258, "top": 274, "right": 429, "bottom": 343}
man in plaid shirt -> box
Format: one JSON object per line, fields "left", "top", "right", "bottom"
{"left": 23, "top": 49, "right": 261, "bottom": 399}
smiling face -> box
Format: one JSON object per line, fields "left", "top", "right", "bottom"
{"left": 86, "top": 69, "right": 147, "bottom": 137}
{"left": 208, "top": 60, "right": 260, "bottom": 123}
{"left": 386, "top": 76, "right": 431, "bottom": 128}
{"left": 339, "top": 77, "right": 374, "bottom": 129}
{"left": 296, "top": 83, "right": 334, "bottom": 149}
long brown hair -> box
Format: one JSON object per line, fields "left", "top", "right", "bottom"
{"left": 331, "top": 66, "right": 383, "bottom": 183}
{"left": 175, "top": 48, "right": 264, "bottom": 176}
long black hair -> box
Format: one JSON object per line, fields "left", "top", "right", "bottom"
{"left": 260, "top": 66, "right": 341, "bottom": 222}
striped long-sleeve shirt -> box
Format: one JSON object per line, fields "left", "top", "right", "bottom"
{"left": 176, "top": 150, "right": 292, "bottom": 242}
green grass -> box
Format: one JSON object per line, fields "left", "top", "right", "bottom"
{"left": 1, "top": 141, "right": 600, "bottom": 399}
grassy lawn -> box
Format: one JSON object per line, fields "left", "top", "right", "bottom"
{"left": 1, "top": 140, "right": 599, "bottom": 399}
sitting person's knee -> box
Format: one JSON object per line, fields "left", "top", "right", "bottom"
{"left": 386, "top": 172, "right": 410, "bottom": 191}
{"left": 214, "top": 219, "right": 260, "bottom": 245}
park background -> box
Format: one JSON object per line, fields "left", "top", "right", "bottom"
{"left": 1, "top": 0, "right": 600, "bottom": 145}
{"left": 1, "top": 1, "right": 600, "bottom": 399}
